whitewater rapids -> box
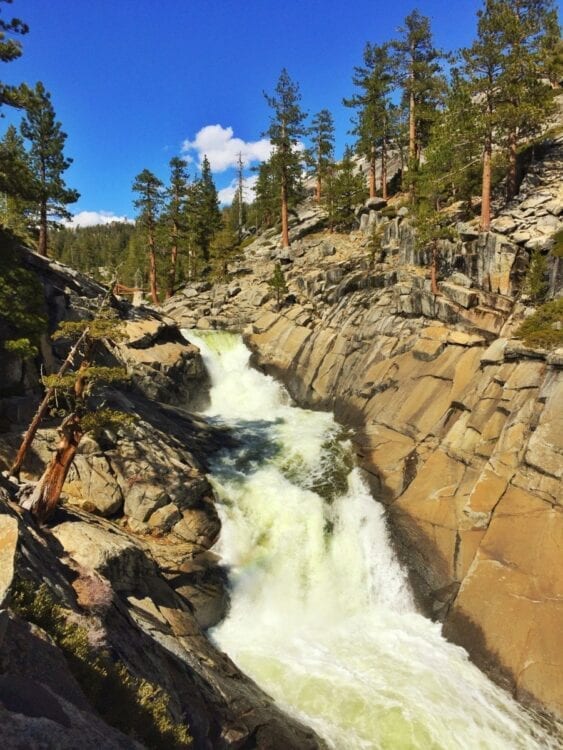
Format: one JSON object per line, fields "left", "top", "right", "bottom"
{"left": 184, "top": 330, "right": 560, "bottom": 750}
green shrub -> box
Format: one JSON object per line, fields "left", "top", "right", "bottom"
{"left": 523, "top": 250, "right": 549, "bottom": 302}
{"left": 551, "top": 228, "right": 563, "bottom": 259}
{"left": 514, "top": 299, "right": 563, "bottom": 349}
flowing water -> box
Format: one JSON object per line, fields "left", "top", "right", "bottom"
{"left": 184, "top": 330, "right": 561, "bottom": 750}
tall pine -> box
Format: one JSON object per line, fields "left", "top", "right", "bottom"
{"left": 132, "top": 168, "right": 163, "bottom": 304}
{"left": 163, "top": 156, "right": 189, "bottom": 298}
{"left": 264, "top": 69, "right": 307, "bottom": 248}
{"left": 188, "top": 155, "right": 221, "bottom": 273}
{"left": 20, "top": 82, "right": 79, "bottom": 257}
{"left": 344, "top": 43, "right": 394, "bottom": 199}
{"left": 307, "top": 109, "right": 335, "bottom": 201}
{"left": 0, "top": 0, "right": 28, "bottom": 109}
{"left": 392, "top": 10, "right": 445, "bottom": 186}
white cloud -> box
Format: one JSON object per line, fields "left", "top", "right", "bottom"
{"left": 182, "top": 124, "right": 272, "bottom": 172}
{"left": 218, "top": 175, "right": 258, "bottom": 206}
{"left": 66, "top": 211, "right": 134, "bottom": 228}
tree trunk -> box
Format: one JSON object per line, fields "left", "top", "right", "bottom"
{"left": 381, "top": 138, "right": 387, "bottom": 201}
{"left": 167, "top": 220, "right": 178, "bottom": 299}
{"left": 281, "top": 174, "right": 290, "bottom": 248}
{"left": 480, "top": 139, "right": 492, "bottom": 232}
{"left": 10, "top": 327, "right": 90, "bottom": 478}
{"left": 315, "top": 175, "right": 321, "bottom": 202}
{"left": 409, "top": 90, "right": 416, "bottom": 163}
{"left": 38, "top": 200, "right": 48, "bottom": 257}
{"left": 148, "top": 231, "right": 158, "bottom": 304}
{"left": 20, "top": 413, "right": 83, "bottom": 523}
{"left": 506, "top": 129, "right": 518, "bottom": 201}
{"left": 369, "top": 147, "right": 376, "bottom": 198}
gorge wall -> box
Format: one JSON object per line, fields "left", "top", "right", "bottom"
{"left": 165, "top": 131, "right": 563, "bottom": 719}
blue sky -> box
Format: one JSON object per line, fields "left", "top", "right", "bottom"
{"left": 0, "top": 0, "right": 530, "bottom": 224}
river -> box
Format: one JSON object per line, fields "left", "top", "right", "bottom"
{"left": 184, "top": 330, "right": 560, "bottom": 750}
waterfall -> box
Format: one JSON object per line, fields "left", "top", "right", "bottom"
{"left": 184, "top": 330, "right": 560, "bottom": 750}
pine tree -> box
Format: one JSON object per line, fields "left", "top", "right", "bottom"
{"left": 253, "top": 158, "right": 278, "bottom": 229}
{"left": 392, "top": 10, "right": 445, "bottom": 184}
{"left": 461, "top": 1, "right": 557, "bottom": 228}
{"left": 20, "top": 82, "right": 79, "bottom": 256}
{"left": 187, "top": 155, "right": 222, "bottom": 274}
{"left": 344, "top": 43, "right": 394, "bottom": 199}
{"left": 264, "top": 69, "right": 307, "bottom": 248}
{"left": 0, "top": 0, "right": 28, "bottom": 110}
{"left": 268, "top": 262, "right": 289, "bottom": 310}
{"left": 494, "top": 0, "right": 558, "bottom": 199}
{"left": 417, "top": 70, "right": 482, "bottom": 215}
{"left": 132, "top": 168, "right": 163, "bottom": 303}
{"left": 323, "top": 146, "right": 367, "bottom": 231}
{"left": 163, "top": 156, "right": 189, "bottom": 298}
{"left": 18, "top": 309, "right": 129, "bottom": 522}
{"left": 462, "top": 5, "right": 506, "bottom": 231}
{"left": 0, "top": 124, "right": 36, "bottom": 239}
{"left": 307, "top": 109, "right": 335, "bottom": 201}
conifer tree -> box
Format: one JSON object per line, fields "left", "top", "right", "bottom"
{"left": 462, "top": 5, "right": 506, "bottom": 231}
{"left": 392, "top": 10, "right": 445, "bottom": 182}
{"left": 163, "top": 156, "right": 189, "bottom": 298}
{"left": 19, "top": 310, "right": 129, "bottom": 522}
{"left": 324, "top": 146, "right": 367, "bottom": 231}
{"left": 253, "top": 158, "right": 278, "bottom": 229}
{"left": 187, "top": 154, "right": 222, "bottom": 273}
{"left": 462, "top": 1, "right": 557, "bottom": 227}
{"left": 20, "top": 83, "right": 79, "bottom": 257}
{"left": 268, "top": 262, "right": 289, "bottom": 310}
{"left": 132, "top": 168, "right": 163, "bottom": 303}
{"left": 344, "top": 43, "right": 394, "bottom": 199}
{"left": 0, "top": 124, "right": 36, "bottom": 238}
{"left": 307, "top": 109, "right": 335, "bottom": 201}
{"left": 417, "top": 70, "right": 482, "bottom": 215}
{"left": 0, "top": 0, "right": 28, "bottom": 110}
{"left": 494, "top": 0, "right": 558, "bottom": 199}
{"left": 264, "top": 69, "right": 307, "bottom": 247}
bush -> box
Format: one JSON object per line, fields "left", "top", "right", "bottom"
{"left": 551, "top": 228, "right": 563, "bottom": 259}
{"left": 514, "top": 298, "right": 563, "bottom": 349}
{"left": 523, "top": 250, "right": 549, "bottom": 302}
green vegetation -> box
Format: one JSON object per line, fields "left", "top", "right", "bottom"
{"left": 524, "top": 250, "right": 549, "bottom": 302}
{"left": 268, "top": 262, "right": 289, "bottom": 310}
{"left": 551, "top": 228, "right": 563, "bottom": 258}
{"left": 12, "top": 579, "right": 192, "bottom": 748}
{"left": 263, "top": 69, "right": 307, "bottom": 248}
{"left": 0, "top": 227, "right": 46, "bottom": 364}
{"left": 306, "top": 108, "right": 335, "bottom": 201}
{"left": 514, "top": 298, "right": 563, "bottom": 349}
{"left": 344, "top": 42, "right": 395, "bottom": 199}
{"left": 324, "top": 146, "right": 368, "bottom": 230}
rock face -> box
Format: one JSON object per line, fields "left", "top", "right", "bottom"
{"left": 0, "top": 254, "right": 326, "bottom": 748}
{"left": 243, "top": 288, "right": 562, "bottom": 718}
{"left": 165, "top": 130, "right": 563, "bottom": 719}
{"left": 0, "top": 501, "right": 325, "bottom": 749}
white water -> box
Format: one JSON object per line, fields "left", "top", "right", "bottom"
{"left": 185, "top": 331, "right": 561, "bottom": 750}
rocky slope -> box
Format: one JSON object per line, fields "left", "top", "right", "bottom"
{"left": 0, "top": 253, "right": 325, "bottom": 749}
{"left": 164, "top": 131, "right": 563, "bottom": 719}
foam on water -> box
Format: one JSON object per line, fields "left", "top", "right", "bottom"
{"left": 184, "top": 330, "right": 561, "bottom": 750}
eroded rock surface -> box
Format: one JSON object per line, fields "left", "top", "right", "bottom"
{"left": 165, "top": 130, "right": 563, "bottom": 719}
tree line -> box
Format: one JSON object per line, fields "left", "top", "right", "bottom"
{"left": 255, "top": 1, "right": 561, "bottom": 248}
{"left": 1, "top": 0, "right": 561, "bottom": 304}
